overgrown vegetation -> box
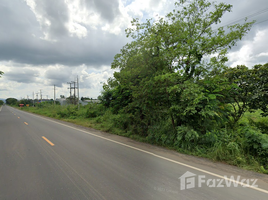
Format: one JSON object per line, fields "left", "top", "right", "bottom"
{"left": 97, "top": 0, "right": 268, "bottom": 173}
{"left": 14, "top": 0, "right": 268, "bottom": 173}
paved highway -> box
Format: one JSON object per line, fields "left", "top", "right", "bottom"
{"left": 0, "top": 105, "right": 268, "bottom": 199}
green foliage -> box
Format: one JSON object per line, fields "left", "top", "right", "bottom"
{"left": 104, "top": 0, "right": 254, "bottom": 137}
{"left": 222, "top": 65, "right": 255, "bottom": 126}
{"left": 146, "top": 118, "right": 176, "bottom": 146}
{"left": 6, "top": 98, "right": 18, "bottom": 105}
{"left": 242, "top": 126, "right": 268, "bottom": 156}
{"left": 250, "top": 117, "right": 268, "bottom": 134}
{"left": 0, "top": 71, "right": 3, "bottom": 78}
{"left": 18, "top": 99, "right": 33, "bottom": 107}
{"left": 175, "top": 125, "right": 199, "bottom": 150}
{"left": 85, "top": 103, "right": 106, "bottom": 118}
{"left": 94, "top": 0, "right": 268, "bottom": 172}
{"left": 241, "top": 126, "right": 268, "bottom": 169}
{"left": 0, "top": 100, "right": 4, "bottom": 105}
{"left": 109, "top": 112, "right": 132, "bottom": 130}
{"left": 210, "top": 140, "right": 246, "bottom": 166}
{"left": 57, "top": 105, "right": 78, "bottom": 118}
{"left": 219, "top": 63, "right": 268, "bottom": 126}
{"left": 248, "top": 63, "right": 268, "bottom": 117}
{"left": 81, "top": 97, "right": 92, "bottom": 101}
{"left": 99, "top": 89, "right": 113, "bottom": 108}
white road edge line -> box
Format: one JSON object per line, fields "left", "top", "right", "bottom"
{"left": 13, "top": 107, "right": 268, "bottom": 194}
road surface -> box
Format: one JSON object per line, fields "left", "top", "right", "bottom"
{"left": 0, "top": 105, "right": 268, "bottom": 199}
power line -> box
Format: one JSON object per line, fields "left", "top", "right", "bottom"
{"left": 254, "top": 18, "right": 268, "bottom": 25}
{"left": 220, "top": 7, "right": 268, "bottom": 27}
{"left": 212, "top": 7, "right": 268, "bottom": 31}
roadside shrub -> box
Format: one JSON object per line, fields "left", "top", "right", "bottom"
{"left": 85, "top": 103, "right": 106, "bottom": 118}
{"left": 248, "top": 117, "right": 268, "bottom": 135}
{"left": 85, "top": 109, "right": 97, "bottom": 118}
{"left": 174, "top": 125, "right": 199, "bottom": 150}
{"left": 146, "top": 118, "right": 175, "bottom": 146}
{"left": 241, "top": 126, "right": 268, "bottom": 168}
{"left": 111, "top": 113, "right": 132, "bottom": 130}
{"left": 57, "top": 105, "right": 77, "bottom": 118}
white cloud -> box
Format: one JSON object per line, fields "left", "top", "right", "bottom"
{"left": 101, "top": 0, "right": 176, "bottom": 35}
{"left": 65, "top": 0, "right": 103, "bottom": 37}
{"left": 228, "top": 45, "right": 253, "bottom": 67}
{"left": 228, "top": 29, "right": 268, "bottom": 67}
{"left": 257, "top": 52, "right": 268, "bottom": 57}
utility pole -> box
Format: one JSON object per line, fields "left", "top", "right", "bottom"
{"left": 67, "top": 82, "right": 72, "bottom": 104}
{"left": 77, "top": 75, "right": 79, "bottom": 109}
{"left": 54, "top": 85, "right": 56, "bottom": 106}
{"left": 73, "top": 81, "right": 76, "bottom": 105}
{"left": 40, "top": 89, "right": 42, "bottom": 103}
{"left": 33, "top": 92, "right": 35, "bottom": 107}
{"left": 67, "top": 79, "right": 78, "bottom": 105}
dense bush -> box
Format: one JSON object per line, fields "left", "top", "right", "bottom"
{"left": 57, "top": 105, "right": 78, "bottom": 118}
{"left": 242, "top": 126, "right": 268, "bottom": 168}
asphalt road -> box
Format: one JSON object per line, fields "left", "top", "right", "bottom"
{"left": 1, "top": 105, "right": 268, "bottom": 200}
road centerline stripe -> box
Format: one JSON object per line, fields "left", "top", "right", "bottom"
{"left": 42, "top": 136, "right": 55, "bottom": 146}
{"left": 24, "top": 122, "right": 28, "bottom": 125}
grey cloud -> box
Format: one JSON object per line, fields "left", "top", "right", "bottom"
{"left": 208, "top": 0, "right": 268, "bottom": 62}
{"left": 0, "top": 0, "right": 41, "bottom": 39}
{"left": 0, "top": 0, "right": 267, "bottom": 70}
{"left": 0, "top": 32, "right": 124, "bottom": 67}
{"left": 33, "top": 0, "right": 69, "bottom": 39}
{"left": 149, "top": 0, "right": 162, "bottom": 7}
{"left": 5, "top": 69, "right": 40, "bottom": 83}
{"left": 83, "top": 0, "right": 120, "bottom": 22}
{"left": 251, "top": 56, "right": 268, "bottom": 65}
{"left": 0, "top": 0, "right": 128, "bottom": 68}
{"left": 215, "top": 0, "right": 268, "bottom": 30}
{"left": 44, "top": 67, "right": 72, "bottom": 87}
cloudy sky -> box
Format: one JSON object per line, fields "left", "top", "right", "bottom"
{"left": 0, "top": 0, "right": 268, "bottom": 100}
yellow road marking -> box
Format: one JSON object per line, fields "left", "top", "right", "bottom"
{"left": 24, "top": 122, "right": 28, "bottom": 125}
{"left": 42, "top": 136, "right": 55, "bottom": 146}
{"left": 18, "top": 117, "right": 20, "bottom": 119}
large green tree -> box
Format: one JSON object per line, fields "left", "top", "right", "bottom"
{"left": 6, "top": 98, "right": 18, "bottom": 105}
{"left": 103, "top": 0, "right": 254, "bottom": 137}
{"left": 216, "top": 63, "right": 268, "bottom": 126}
{"left": 0, "top": 71, "right": 3, "bottom": 78}
{"left": 248, "top": 63, "right": 268, "bottom": 117}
